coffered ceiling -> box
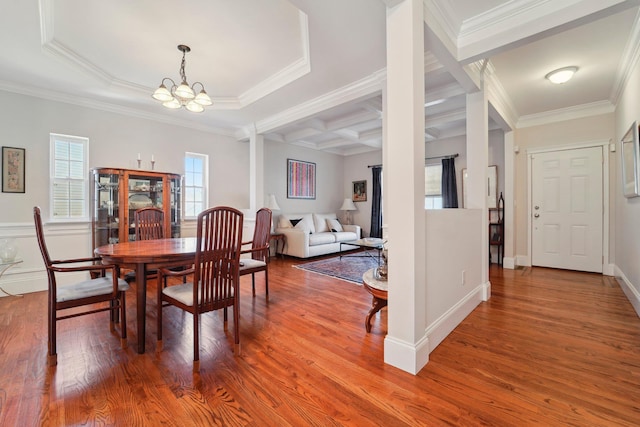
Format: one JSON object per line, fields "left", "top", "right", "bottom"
{"left": 0, "top": 1, "right": 638, "bottom": 155}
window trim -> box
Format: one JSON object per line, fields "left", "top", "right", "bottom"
{"left": 49, "top": 133, "right": 90, "bottom": 222}
{"left": 184, "top": 152, "right": 208, "bottom": 220}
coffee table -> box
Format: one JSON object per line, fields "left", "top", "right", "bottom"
{"left": 339, "top": 238, "right": 386, "bottom": 264}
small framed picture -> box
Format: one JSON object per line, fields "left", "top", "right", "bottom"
{"left": 352, "top": 180, "right": 367, "bottom": 202}
{"left": 2, "top": 146, "right": 25, "bottom": 193}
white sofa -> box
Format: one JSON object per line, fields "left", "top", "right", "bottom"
{"left": 275, "top": 213, "right": 361, "bottom": 258}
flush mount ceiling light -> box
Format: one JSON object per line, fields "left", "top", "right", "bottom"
{"left": 545, "top": 66, "right": 578, "bottom": 84}
{"left": 152, "top": 45, "right": 212, "bottom": 113}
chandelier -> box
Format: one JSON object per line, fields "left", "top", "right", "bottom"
{"left": 152, "top": 45, "right": 212, "bottom": 113}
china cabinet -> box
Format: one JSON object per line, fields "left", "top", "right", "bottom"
{"left": 91, "top": 168, "right": 181, "bottom": 250}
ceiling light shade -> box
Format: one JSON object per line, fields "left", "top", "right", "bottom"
{"left": 194, "top": 89, "right": 213, "bottom": 106}
{"left": 152, "top": 45, "right": 212, "bottom": 112}
{"left": 175, "top": 82, "right": 195, "bottom": 99}
{"left": 545, "top": 66, "right": 578, "bottom": 84}
{"left": 152, "top": 84, "right": 173, "bottom": 102}
{"left": 185, "top": 100, "right": 204, "bottom": 113}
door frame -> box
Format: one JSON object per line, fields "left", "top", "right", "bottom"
{"left": 526, "top": 140, "right": 612, "bottom": 275}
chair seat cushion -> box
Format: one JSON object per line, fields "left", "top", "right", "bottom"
{"left": 239, "top": 259, "right": 267, "bottom": 271}
{"left": 57, "top": 277, "right": 129, "bottom": 303}
{"left": 163, "top": 282, "right": 236, "bottom": 307}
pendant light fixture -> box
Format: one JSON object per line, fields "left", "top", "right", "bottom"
{"left": 152, "top": 45, "right": 212, "bottom": 113}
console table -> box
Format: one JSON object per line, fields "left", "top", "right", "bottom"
{"left": 362, "top": 268, "right": 388, "bottom": 333}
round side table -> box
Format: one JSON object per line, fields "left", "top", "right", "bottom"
{"left": 0, "top": 258, "right": 23, "bottom": 297}
{"left": 362, "top": 268, "right": 388, "bottom": 333}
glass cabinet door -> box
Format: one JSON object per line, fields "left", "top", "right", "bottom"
{"left": 127, "top": 173, "right": 165, "bottom": 241}
{"left": 92, "top": 170, "right": 121, "bottom": 248}
{"left": 170, "top": 176, "right": 181, "bottom": 238}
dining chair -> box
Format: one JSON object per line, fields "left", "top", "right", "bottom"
{"left": 134, "top": 206, "right": 165, "bottom": 240}
{"left": 157, "top": 206, "right": 243, "bottom": 372}
{"left": 240, "top": 208, "right": 272, "bottom": 297}
{"left": 33, "top": 206, "right": 128, "bottom": 366}
{"left": 124, "top": 207, "right": 166, "bottom": 284}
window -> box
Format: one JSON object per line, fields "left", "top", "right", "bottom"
{"left": 50, "top": 134, "right": 89, "bottom": 221}
{"left": 425, "top": 164, "right": 443, "bottom": 209}
{"left": 184, "top": 152, "right": 208, "bottom": 219}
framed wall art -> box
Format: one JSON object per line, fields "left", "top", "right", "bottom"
{"left": 2, "top": 146, "right": 25, "bottom": 193}
{"left": 621, "top": 121, "right": 640, "bottom": 198}
{"left": 352, "top": 180, "right": 367, "bottom": 202}
{"left": 287, "top": 159, "right": 316, "bottom": 199}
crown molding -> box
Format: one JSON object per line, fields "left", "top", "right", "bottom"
{"left": 517, "top": 100, "right": 615, "bottom": 128}
{"left": 38, "top": 1, "right": 311, "bottom": 110}
{"left": 610, "top": 7, "right": 640, "bottom": 105}
{"left": 0, "top": 80, "right": 236, "bottom": 137}
{"left": 239, "top": 68, "right": 387, "bottom": 139}
{"left": 237, "top": 11, "right": 311, "bottom": 107}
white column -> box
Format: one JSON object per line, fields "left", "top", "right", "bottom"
{"left": 249, "top": 126, "right": 265, "bottom": 213}
{"left": 503, "top": 131, "right": 516, "bottom": 269}
{"left": 466, "top": 89, "right": 490, "bottom": 298}
{"left": 383, "top": 0, "right": 429, "bottom": 375}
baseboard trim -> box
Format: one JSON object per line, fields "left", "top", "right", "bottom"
{"left": 503, "top": 257, "right": 515, "bottom": 269}
{"left": 615, "top": 265, "right": 640, "bottom": 318}
{"left": 426, "top": 283, "right": 484, "bottom": 352}
{"left": 384, "top": 333, "right": 430, "bottom": 375}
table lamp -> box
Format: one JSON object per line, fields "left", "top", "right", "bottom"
{"left": 340, "top": 198, "right": 357, "bottom": 225}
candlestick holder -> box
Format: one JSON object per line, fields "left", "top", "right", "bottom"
{"left": 151, "top": 160, "right": 155, "bottom": 170}
{"left": 137, "top": 159, "right": 141, "bottom": 169}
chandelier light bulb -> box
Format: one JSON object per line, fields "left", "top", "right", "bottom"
{"left": 152, "top": 45, "right": 212, "bottom": 112}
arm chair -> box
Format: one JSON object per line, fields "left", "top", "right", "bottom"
{"left": 33, "top": 206, "right": 128, "bottom": 366}
{"left": 157, "top": 206, "right": 243, "bottom": 372}
{"left": 240, "top": 208, "right": 272, "bottom": 297}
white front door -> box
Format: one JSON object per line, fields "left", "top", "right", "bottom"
{"left": 531, "top": 146, "right": 603, "bottom": 273}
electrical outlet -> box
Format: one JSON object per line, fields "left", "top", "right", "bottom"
{"left": 461, "top": 270, "right": 466, "bottom": 286}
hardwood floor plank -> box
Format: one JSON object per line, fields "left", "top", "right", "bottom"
{"left": 1, "top": 259, "right": 640, "bottom": 425}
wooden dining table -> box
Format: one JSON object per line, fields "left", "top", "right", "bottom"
{"left": 94, "top": 237, "right": 197, "bottom": 354}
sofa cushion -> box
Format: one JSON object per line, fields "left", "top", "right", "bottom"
{"left": 313, "top": 213, "right": 337, "bottom": 233}
{"left": 326, "top": 218, "right": 343, "bottom": 232}
{"left": 309, "top": 232, "right": 337, "bottom": 246}
{"left": 334, "top": 231, "right": 358, "bottom": 242}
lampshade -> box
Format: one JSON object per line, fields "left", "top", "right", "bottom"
{"left": 340, "top": 198, "right": 357, "bottom": 211}
{"left": 266, "top": 194, "right": 281, "bottom": 211}
{"left": 545, "top": 66, "right": 578, "bottom": 84}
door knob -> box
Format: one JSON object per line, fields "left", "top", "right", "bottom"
{"left": 534, "top": 213, "right": 540, "bottom": 218}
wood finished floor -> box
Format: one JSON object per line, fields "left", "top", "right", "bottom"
{"left": 1, "top": 258, "right": 639, "bottom": 426}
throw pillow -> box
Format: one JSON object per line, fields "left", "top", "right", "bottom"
{"left": 326, "top": 218, "right": 343, "bottom": 232}
{"left": 277, "top": 216, "right": 293, "bottom": 229}
{"left": 290, "top": 218, "right": 302, "bottom": 226}
{"left": 294, "top": 216, "right": 314, "bottom": 234}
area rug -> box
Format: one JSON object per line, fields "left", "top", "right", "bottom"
{"left": 294, "top": 254, "right": 379, "bottom": 284}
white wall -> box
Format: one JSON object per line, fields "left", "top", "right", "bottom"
{"left": 265, "top": 140, "right": 346, "bottom": 220}
{"left": 425, "top": 209, "right": 484, "bottom": 351}
{"left": 614, "top": 56, "right": 640, "bottom": 315}
{"left": 0, "top": 90, "right": 249, "bottom": 295}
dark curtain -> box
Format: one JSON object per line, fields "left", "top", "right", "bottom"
{"left": 441, "top": 157, "right": 458, "bottom": 208}
{"left": 369, "top": 166, "right": 383, "bottom": 238}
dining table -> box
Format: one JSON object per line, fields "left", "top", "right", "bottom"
{"left": 94, "top": 237, "right": 197, "bottom": 354}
